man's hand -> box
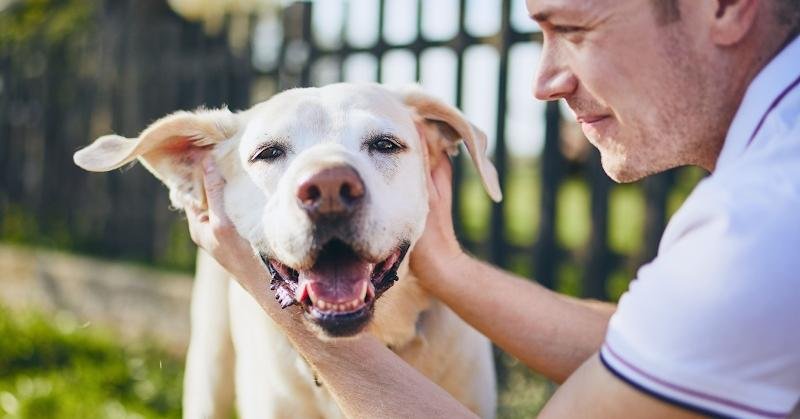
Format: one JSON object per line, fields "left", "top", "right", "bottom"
{"left": 410, "top": 153, "right": 467, "bottom": 285}
{"left": 185, "top": 157, "right": 265, "bottom": 292}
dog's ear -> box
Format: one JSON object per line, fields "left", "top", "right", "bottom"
{"left": 396, "top": 85, "right": 502, "bottom": 202}
{"left": 73, "top": 107, "right": 239, "bottom": 209}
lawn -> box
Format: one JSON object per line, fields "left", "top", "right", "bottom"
{"left": 0, "top": 307, "right": 183, "bottom": 419}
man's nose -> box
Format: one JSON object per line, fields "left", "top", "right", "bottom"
{"left": 533, "top": 45, "right": 577, "bottom": 101}
{"left": 296, "top": 165, "right": 365, "bottom": 220}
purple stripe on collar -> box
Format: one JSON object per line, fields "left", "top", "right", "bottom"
{"left": 746, "top": 71, "right": 800, "bottom": 148}
{"left": 602, "top": 343, "right": 789, "bottom": 418}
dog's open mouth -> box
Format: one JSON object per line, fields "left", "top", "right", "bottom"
{"left": 261, "top": 240, "right": 410, "bottom": 337}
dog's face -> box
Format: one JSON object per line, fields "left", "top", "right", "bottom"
{"left": 74, "top": 83, "right": 501, "bottom": 338}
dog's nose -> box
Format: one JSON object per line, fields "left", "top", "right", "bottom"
{"left": 296, "top": 165, "right": 365, "bottom": 219}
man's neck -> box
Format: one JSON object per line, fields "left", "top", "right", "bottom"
{"left": 706, "top": 27, "right": 797, "bottom": 172}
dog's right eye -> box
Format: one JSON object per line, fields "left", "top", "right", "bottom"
{"left": 252, "top": 146, "right": 285, "bottom": 162}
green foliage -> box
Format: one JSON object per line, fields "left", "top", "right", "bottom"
{"left": 556, "top": 178, "right": 590, "bottom": 250}
{"left": 496, "top": 353, "right": 552, "bottom": 418}
{"left": 608, "top": 184, "right": 645, "bottom": 254}
{"left": 0, "top": 0, "right": 95, "bottom": 52}
{"left": 0, "top": 306, "right": 182, "bottom": 418}
{"left": 0, "top": 205, "right": 40, "bottom": 245}
{"left": 503, "top": 160, "right": 541, "bottom": 246}
{"left": 158, "top": 220, "right": 199, "bottom": 273}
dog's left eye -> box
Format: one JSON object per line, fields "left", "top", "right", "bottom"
{"left": 252, "top": 146, "right": 285, "bottom": 162}
{"left": 368, "top": 136, "right": 403, "bottom": 154}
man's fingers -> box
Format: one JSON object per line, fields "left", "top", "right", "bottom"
{"left": 430, "top": 152, "right": 453, "bottom": 203}
{"left": 201, "top": 157, "right": 230, "bottom": 227}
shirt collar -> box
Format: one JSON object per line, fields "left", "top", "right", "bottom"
{"left": 715, "top": 34, "right": 800, "bottom": 170}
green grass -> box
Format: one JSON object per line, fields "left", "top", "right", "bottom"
{"left": 0, "top": 304, "right": 554, "bottom": 418}
{"left": 0, "top": 306, "right": 183, "bottom": 419}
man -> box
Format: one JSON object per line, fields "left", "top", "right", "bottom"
{"left": 187, "top": 0, "right": 800, "bottom": 416}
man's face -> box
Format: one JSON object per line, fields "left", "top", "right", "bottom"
{"left": 527, "top": 0, "right": 721, "bottom": 181}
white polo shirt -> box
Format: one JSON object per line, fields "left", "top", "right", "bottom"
{"left": 600, "top": 35, "right": 800, "bottom": 418}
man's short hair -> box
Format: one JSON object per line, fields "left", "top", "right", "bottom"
{"left": 775, "top": 0, "right": 800, "bottom": 36}
{"left": 652, "top": 0, "right": 799, "bottom": 33}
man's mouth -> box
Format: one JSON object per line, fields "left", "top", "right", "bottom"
{"left": 261, "top": 240, "right": 410, "bottom": 337}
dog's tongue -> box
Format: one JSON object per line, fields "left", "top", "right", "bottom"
{"left": 298, "top": 246, "right": 373, "bottom": 304}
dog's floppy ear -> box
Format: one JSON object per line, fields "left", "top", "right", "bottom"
{"left": 396, "top": 85, "right": 502, "bottom": 202}
{"left": 73, "top": 107, "right": 239, "bottom": 209}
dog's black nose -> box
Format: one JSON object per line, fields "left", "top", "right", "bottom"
{"left": 296, "top": 165, "right": 365, "bottom": 219}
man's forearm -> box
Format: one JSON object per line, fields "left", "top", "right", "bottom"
{"left": 421, "top": 253, "right": 615, "bottom": 383}
{"left": 234, "top": 258, "right": 476, "bottom": 418}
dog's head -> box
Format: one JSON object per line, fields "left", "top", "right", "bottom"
{"left": 74, "top": 83, "right": 501, "bottom": 337}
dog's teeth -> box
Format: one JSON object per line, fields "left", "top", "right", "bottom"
{"left": 295, "top": 282, "right": 309, "bottom": 302}
{"left": 359, "top": 282, "right": 368, "bottom": 302}
{"left": 307, "top": 286, "right": 317, "bottom": 305}
{"left": 367, "top": 282, "right": 376, "bottom": 300}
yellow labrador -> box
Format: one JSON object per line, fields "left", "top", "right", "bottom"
{"left": 74, "top": 83, "right": 501, "bottom": 418}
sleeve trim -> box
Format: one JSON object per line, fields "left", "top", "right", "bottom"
{"left": 600, "top": 343, "right": 790, "bottom": 419}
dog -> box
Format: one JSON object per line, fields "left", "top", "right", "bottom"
{"left": 74, "top": 83, "right": 502, "bottom": 418}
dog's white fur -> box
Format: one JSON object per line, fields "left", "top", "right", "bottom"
{"left": 75, "top": 83, "right": 501, "bottom": 418}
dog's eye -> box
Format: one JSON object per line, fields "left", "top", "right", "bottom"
{"left": 368, "top": 136, "right": 403, "bottom": 154}
{"left": 252, "top": 146, "right": 285, "bottom": 162}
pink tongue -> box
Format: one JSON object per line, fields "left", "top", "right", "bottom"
{"left": 300, "top": 258, "right": 372, "bottom": 303}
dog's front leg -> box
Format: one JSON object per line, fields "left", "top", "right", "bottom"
{"left": 183, "top": 250, "right": 236, "bottom": 419}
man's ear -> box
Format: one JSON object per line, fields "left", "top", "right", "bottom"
{"left": 396, "top": 85, "right": 502, "bottom": 202}
{"left": 73, "top": 107, "right": 239, "bottom": 210}
{"left": 708, "top": 0, "right": 758, "bottom": 45}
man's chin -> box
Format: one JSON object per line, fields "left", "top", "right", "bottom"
{"left": 599, "top": 154, "right": 651, "bottom": 184}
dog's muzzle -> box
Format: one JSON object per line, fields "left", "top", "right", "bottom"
{"left": 262, "top": 163, "right": 410, "bottom": 337}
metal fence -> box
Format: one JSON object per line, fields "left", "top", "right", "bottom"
{"left": 0, "top": 0, "right": 692, "bottom": 300}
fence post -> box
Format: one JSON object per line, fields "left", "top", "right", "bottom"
{"left": 489, "top": 0, "right": 512, "bottom": 268}
{"left": 534, "top": 101, "right": 563, "bottom": 289}
{"left": 583, "top": 150, "right": 613, "bottom": 299}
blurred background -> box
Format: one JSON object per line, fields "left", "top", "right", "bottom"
{"left": 0, "top": 0, "right": 706, "bottom": 417}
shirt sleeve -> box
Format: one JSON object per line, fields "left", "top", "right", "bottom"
{"left": 601, "top": 181, "right": 800, "bottom": 418}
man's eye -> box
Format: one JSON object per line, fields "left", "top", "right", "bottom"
{"left": 553, "top": 25, "right": 583, "bottom": 34}
{"left": 368, "top": 136, "right": 403, "bottom": 153}
{"left": 253, "top": 146, "right": 285, "bottom": 161}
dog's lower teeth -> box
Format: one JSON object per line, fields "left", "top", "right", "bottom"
{"left": 313, "top": 299, "right": 363, "bottom": 312}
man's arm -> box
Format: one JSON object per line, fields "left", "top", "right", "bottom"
{"left": 411, "top": 153, "right": 615, "bottom": 383}
{"left": 540, "top": 355, "right": 704, "bottom": 418}
{"left": 420, "top": 253, "right": 614, "bottom": 383}
{"left": 234, "top": 251, "right": 478, "bottom": 419}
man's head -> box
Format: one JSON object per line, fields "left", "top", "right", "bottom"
{"left": 528, "top": 0, "right": 800, "bottom": 182}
